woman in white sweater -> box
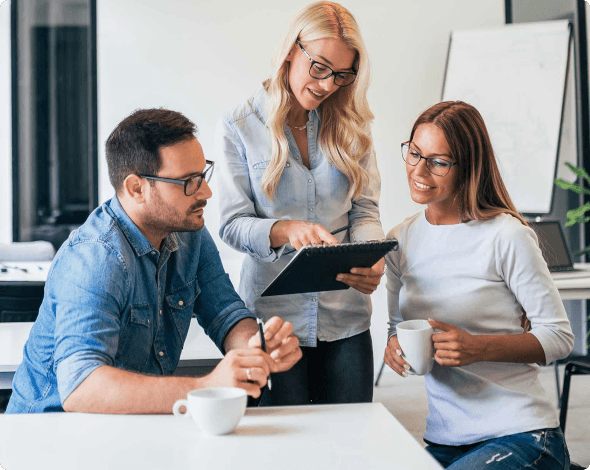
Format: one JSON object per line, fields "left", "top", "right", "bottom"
{"left": 383, "top": 101, "right": 574, "bottom": 470}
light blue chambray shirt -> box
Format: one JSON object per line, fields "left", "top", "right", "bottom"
{"left": 7, "top": 196, "right": 254, "bottom": 413}
{"left": 216, "top": 86, "right": 384, "bottom": 347}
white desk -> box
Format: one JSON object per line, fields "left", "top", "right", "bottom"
{"left": 551, "top": 263, "right": 590, "bottom": 300}
{"left": 0, "top": 403, "right": 442, "bottom": 470}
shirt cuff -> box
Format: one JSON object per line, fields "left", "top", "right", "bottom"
{"left": 56, "top": 352, "right": 111, "bottom": 405}
{"left": 207, "top": 301, "right": 257, "bottom": 353}
{"left": 244, "top": 218, "right": 283, "bottom": 263}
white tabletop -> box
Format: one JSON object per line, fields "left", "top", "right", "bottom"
{"left": 0, "top": 261, "right": 52, "bottom": 282}
{"left": 0, "top": 403, "right": 442, "bottom": 470}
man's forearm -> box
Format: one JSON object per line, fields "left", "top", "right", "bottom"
{"left": 62, "top": 365, "right": 206, "bottom": 414}
{"left": 223, "top": 318, "right": 258, "bottom": 352}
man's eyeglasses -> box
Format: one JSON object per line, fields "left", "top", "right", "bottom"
{"left": 139, "top": 160, "right": 214, "bottom": 196}
{"left": 401, "top": 143, "right": 456, "bottom": 177}
{"left": 296, "top": 40, "right": 357, "bottom": 88}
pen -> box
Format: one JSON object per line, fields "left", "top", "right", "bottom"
{"left": 256, "top": 317, "right": 272, "bottom": 390}
{"left": 283, "top": 224, "right": 352, "bottom": 256}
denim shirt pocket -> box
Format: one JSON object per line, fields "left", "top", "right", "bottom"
{"left": 250, "top": 160, "right": 293, "bottom": 213}
{"left": 116, "top": 304, "right": 153, "bottom": 371}
{"left": 166, "top": 279, "right": 200, "bottom": 345}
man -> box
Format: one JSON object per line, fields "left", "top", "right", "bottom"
{"left": 7, "top": 108, "right": 301, "bottom": 413}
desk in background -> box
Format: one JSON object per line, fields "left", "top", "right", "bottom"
{"left": 551, "top": 263, "right": 590, "bottom": 301}
{"left": 0, "top": 403, "right": 443, "bottom": 470}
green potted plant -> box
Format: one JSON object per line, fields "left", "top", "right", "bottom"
{"left": 554, "top": 161, "right": 590, "bottom": 348}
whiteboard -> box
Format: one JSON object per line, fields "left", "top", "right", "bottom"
{"left": 442, "top": 20, "right": 571, "bottom": 215}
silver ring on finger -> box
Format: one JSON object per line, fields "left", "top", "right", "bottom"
{"left": 246, "top": 368, "right": 252, "bottom": 381}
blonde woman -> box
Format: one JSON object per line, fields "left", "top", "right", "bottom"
{"left": 384, "top": 101, "right": 574, "bottom": 469}
{"left": 217, "top": 1, "right": 384, "bottom": 405}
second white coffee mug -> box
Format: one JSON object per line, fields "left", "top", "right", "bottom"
{"left": 396, "top": 319, "right": 434, "bottom": 375}
{"left": 172, "top": 387, "right": 247, "bottom": 435}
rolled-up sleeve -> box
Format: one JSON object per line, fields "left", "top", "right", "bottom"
{"left": 349, "top": 144, "right": 385, "bottom": 242}
{"left": 52, "top": 243, "right": 126, "bottom": 404}
{"left": 193, "top": 227, "right": 256, "bottom": 351}
{"left": 216, "top": 116, "right": 282, "bottom": 262}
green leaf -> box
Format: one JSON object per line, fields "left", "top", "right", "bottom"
{"left": 574, "top": 245, "right": 590, "bottom": 257}
{"left": 565, "top": 203, "right": 590, "bottom": 226}
{"left": 554, "top": 178, "right": 590, "bottom": 195}
{"left": 564, "top": 162, "right": 590, "bottom": 185}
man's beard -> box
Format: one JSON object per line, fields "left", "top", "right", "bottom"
{"left": 143, "top": 194, "right": 208, "bottom": 236}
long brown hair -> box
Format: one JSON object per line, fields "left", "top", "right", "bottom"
{"left": 409, "top": 101, "right": 527, "bottom": 225}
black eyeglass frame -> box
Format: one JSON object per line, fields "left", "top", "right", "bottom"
{"left": 296, "top": 40, "right": 357, "bottom": 88}
{"left": 401, "top": 142, "right": 456, "bottom": 177}
{"left": 139, "top": 160, "right": 215, "bottom": 196}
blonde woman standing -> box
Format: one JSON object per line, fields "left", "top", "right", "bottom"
{"left": 217, "top": 1, "right": 384, "bottom": 406}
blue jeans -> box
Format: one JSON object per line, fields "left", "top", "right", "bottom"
{"left": 425, "top": 427, "right": 570, "bottom": 469}
{"left": 257, "top": 329, "right": 374, "bottom": 406}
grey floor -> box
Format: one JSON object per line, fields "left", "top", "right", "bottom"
{"left": 373, "top": 364, "right": 590, "bottom": 467}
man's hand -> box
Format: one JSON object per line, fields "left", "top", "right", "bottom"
{"left": 336, "top": 257, "right": 385, "bottom": 295}
{"left": 248, "top": 316, "right": 302, "bottom": 373}
{"left": 201, "top": 349, "right": 272, "bottom": 398}
{"left": 429, "top": 319, "right": 483, "bottom": 367}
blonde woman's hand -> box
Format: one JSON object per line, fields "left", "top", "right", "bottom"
{"left": 336, "top": 257, "right": 385, "bottom": 294}
{"left": 270, "top": 220, "right": 338, "bottom": 250}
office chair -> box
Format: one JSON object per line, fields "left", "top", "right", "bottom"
{"left": 559, "top": 359, "right": 590, "bottom": 433}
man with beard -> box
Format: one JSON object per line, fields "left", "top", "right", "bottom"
{"left": 6, "top": 108, "right": 301, "bottom": 414}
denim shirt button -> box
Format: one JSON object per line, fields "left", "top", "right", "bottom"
{"left": 308, "top": 179, "right": 312, "bottom": 183}
{"left": 159, "top": 351, "right": 164, "bottom": 357}
{"left": 151, "top": 251, "right": 156, "bottom": 255}
{"left": 178, "top": 300, "right": 184, "bottom": 306}
{"left": 309, "top": 208, "right": 313, "bottom": 212}
{"left": 159, "top": 309, "right": 162, "bottom": 315}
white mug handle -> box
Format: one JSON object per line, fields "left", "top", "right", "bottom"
{"left": 172, "top": 399, "right": 190, "bottom": 418}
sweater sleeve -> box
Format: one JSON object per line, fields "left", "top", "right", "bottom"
{"left": 496, "top": 219, "right": 574, "bottom": 364}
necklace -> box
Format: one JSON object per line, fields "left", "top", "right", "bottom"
{"left": 289, "top": 123, "right": 307, "bottom": 131}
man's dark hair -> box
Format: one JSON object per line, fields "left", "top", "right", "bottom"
{"left": 105, "top": 108, "right": 197, "bottom": 193}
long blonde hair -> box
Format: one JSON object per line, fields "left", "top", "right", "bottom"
{"left": 409, "top": 101, "right": 527, "bottom": 226}
{"left": 262, "top": 1, "right": 374, "bottom": 200}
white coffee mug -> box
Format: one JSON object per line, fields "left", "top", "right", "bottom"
{"left": 172, "top": 387, "right": 247, "bottom": 435}
{"left": 396, "top": 319, "right": 434, "bottom": 375}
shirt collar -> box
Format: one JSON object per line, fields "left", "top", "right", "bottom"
{"left": 106, "top": 195, "right": 179, "bottom": 256}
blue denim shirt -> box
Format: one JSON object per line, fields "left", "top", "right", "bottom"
{"left": 7, "top": 196, "right": 254, "bottom": 413}
{"left": 216, "top": 86, "right": 384, "bottom": 347}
